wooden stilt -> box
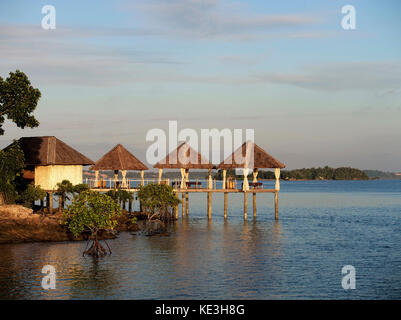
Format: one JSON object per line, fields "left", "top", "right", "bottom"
{"left": 224, "top": 192, "right": 228, "bottom": 219}
{"left": 128, "top": 198, "right": 132, "bottom": 213}
{"left": 253, "top": 192, "right": 257, "bottom": 217}
{"left": 48, "top": 192, "right": 53, "bottom": 214}
{"left": 174, "top": 192, "right": 179, "bottom": 219}
{"left": 274, "top": 191, "right": 279, "bottom": 220}
{"left": 182, "top": 193, "right": 186, "bottom": 217}
{"left": 185, "top": 192, "right": 189, "bottom": 215}
{"left": 244, "top": 192, "right": 248, "bottom": 220}
{"left": 207, "top": 192, "right": 212, "bottom": 219}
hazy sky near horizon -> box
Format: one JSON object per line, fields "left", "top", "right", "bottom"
{"left": 0, "top": 0, "right": 400, "bottom": 171}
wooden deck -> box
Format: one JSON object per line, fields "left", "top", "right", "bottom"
{"left": 90, "top": 187, "right": 276, "bottom": 193}
{"left": 84, "top": 178, "right": 280, "bottom": 220}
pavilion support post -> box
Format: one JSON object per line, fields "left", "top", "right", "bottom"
{"left": 185, "top": 168, "right": 189, "bottom": 190}
{"left": 208, "top": 168, "right": 213, "bottom": 189}
{"left": 158, "top": 168, "right": 163, "bottom": 184}
{"left": 185, "top": 192, "right": 189, "bottom": 216}
{"left": 242, "top": 168, "right": 250, "bottom": 191}
{"left": 47, "top": 192, "right": 53, "bottom": 214}
{"left": 207, "top": 192, "right": 212, "bottom": 219}
{"left": 274, "top": 168, "right": 281, "bottom": 191}
{"left": 94, "top": 170, "right": 99, "bottom": 188}
{"left": 224, "top": 192, "right": 228, "bottom": 219}
{"left": 121, "top": 170, "right": 127, "bottom": 188}
{"left": 253, "top": 168, "right": 258, "bottom": 183}
{"left": 140, "top": 170, "right": 144, "bottom": 186}
{"left": 114, "top": 170, "right": 118, "bottom": 189}
{"left": 222, "top": 169, "right": 227, "bottom": 189}
{"left": 58, "top": 194, "right": 62, "bottom": 212}
{"left": 174, "top": 191, "right": 179, "bottom": 219}
{"left": 180, "top": 168, "right": 186, "bottom": 189}
{"left": 128, "top": 198, "right": 132, "bottom": 213}
{"left": 182, "top": 192, "right": 186, "bottom": 217}
{"left": 253, "top": 192, "right": 257, "bottom": 217}
{"left": 274, "top": 168, "right": 280, "bottom": 220}
{"left": 244, "top": 192, "right": 248, "bottom": 221}
{"left": 40, "top": 198, "right": 44, "bottom": 210}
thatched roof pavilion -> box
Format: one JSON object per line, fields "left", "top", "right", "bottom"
{"left": 90, "top": 144, "right": 148, "bottom": 187}
{"left": 18, "top": 136, "right": 94, "bottom": 166}
{"left": 154, "top": 142, "right": 213, "bottom": 188}
{"left": 6, "top": 136, "right": 94, "bottom": 190}
{"left": 217, "top": 141, "right": 285, "bottom": 191}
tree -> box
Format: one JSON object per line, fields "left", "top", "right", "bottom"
{"left": 73, "top": 183, "right": 90, "bottom": 195}
{"left": 18, "top": 184, "right": 46, "bottom": 208}
{"left": 117, "top": 190, "right": 133, "bottom": 210}
{"left": 138, "top": 183, "right": 180, "bottom": 221}
{"left": 56, "top": 179, "right": 74, "bottom": 212}
{"left": 0, "top": 70, "right": 41, "bottom": 135}
{"left": 63, "top": 191, "right": 121, "bottom": 257}
{"left": 0, "top": 140, "right": 25, "bottom": 203}
{"left": 138, "top": 184, "right": 180, "bottom": 235}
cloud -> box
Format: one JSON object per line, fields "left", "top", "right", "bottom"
{"left": 0, "top": 24, "right": 181, "bottom": 86}
{"left": 128, "top": 0, "right": 319, "bottom": 40}
{"left": 254, "top": 61, "right": 401, "bottom": 91}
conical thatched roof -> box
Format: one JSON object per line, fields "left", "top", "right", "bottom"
{"left": 11, "top": 136, "right": 94, "bottom": 166}
{"left": 90, "top": 144, "right": 148, "bottom": 171}
{"left": 154, "top": 142, "right": 213, "bottom": 169}
{"left": 217, "top": 141, "right": 285, "bottom": 169}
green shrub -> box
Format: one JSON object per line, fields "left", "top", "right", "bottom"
{"left": 0, "top": 141, "right": 25, "bottom": 203}
{"left": 137, "top": 183, "right": 180, "bottom": 220}
{"left": 63, "top": 190, "right": 121, "bottom": 257}
{"left": 18, "top": 184, "right": 46, "bottom": 208}
{"left": 63, "top": 190, "right": 121, "bottom": 238}
{"left": 73, "top": 183, "right": 90, "bottom": 194}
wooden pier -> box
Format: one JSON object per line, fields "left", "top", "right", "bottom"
{"left": 84, "top": 141, "right": 285, "bottom": 221}
{"left": 85, "top": 177, "right": 280, "bottom": 221}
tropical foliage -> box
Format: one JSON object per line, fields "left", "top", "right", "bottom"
{"left": 137, "top": 183, "right": 180, "bottom": 220}
{"left": 18, "top": 184, "right": 46, "bottom": 208}
{"left": 0, "top": 70, "right": 41, "bottom": 135}
{"left": 106, "top": 189, "right": 133, "bottom": 209}
{"left": 0, "top": 141, "right": 25, "bottom": 203}
{"left": 63, "top": 190, "right": 121, "bottom": 256}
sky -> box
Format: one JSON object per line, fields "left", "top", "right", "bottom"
{"left": 0, "top": 0, "right": 400, "bottom": 171}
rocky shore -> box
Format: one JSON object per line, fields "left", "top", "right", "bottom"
{"left": 0, "top": 204, "right": 140, "bottom": 244}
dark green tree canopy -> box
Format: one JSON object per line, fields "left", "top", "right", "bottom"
{"left": 0, "top": 140, "right": 25, "bottom": 203}
{"left": 0, "top": 70, "right": 41, "bottom": 135}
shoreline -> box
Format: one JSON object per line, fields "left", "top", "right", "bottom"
{"left": 0, "top": 204, "right": 141, "bottom": 245}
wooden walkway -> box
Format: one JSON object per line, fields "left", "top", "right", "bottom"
{"left": 88, "top": 180, "right": 279, "bottom": 221}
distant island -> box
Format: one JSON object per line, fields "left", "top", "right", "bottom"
{"left": 363, "top": 170, "right": 401, "bottom": 180}
{"left": 214, "top": 166, "right": 370, "bottom": 181}
{"left": 84, "top": 166, "right": 401, "bottom": 181}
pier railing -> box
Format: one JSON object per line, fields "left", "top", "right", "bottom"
{"left": 85, "top": 178, "right": 171, "bottom": 190}
{"left": 85, "top": 177, "right": 267, "bottom": 191}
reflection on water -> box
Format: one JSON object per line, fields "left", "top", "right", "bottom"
{"left": 1, "top": 180, "right": 401, "bottom": 299}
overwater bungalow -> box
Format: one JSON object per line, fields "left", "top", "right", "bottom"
{"left": 89, "top": 144, "right": 148, "bottom": 189}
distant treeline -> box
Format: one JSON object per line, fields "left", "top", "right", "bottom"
{"left": 84, "top": 166, "right": 396, "bottom": 181}
{"left": 214, "top": 166, "right": 370, "bottom": 181}
{"left": 363, "top": 170, "right": 401, "bottom": 180}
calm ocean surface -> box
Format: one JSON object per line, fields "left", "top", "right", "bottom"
{"left": 1, "top": 180, "right": 401, "bottom": 299}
